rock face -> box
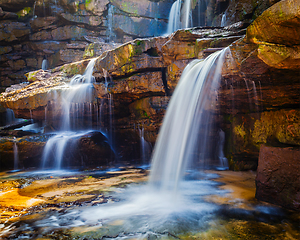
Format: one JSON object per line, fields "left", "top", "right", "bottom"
{"left": 256, "top": 145, "right": 300, "bottom": 211}
{"left": 0, "top": 0, "right": 281, "bottom": 93}
{"left": 216, "top": 0, "right": 300, "bottom": 170}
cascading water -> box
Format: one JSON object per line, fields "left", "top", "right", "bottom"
{"left": 42, "top": 58, "right": 100, "bottom": 169}
{"left": 149, "top": 48, "right": 229, "bottom": 191}
{"left": 182, "top": 0, "right": 192, "bottom": 29}
{"left": 167, "top": 0, "right": 182, "bottom": 34}
{"left": 43, "top": 48, "right": 230, "bottom": 232}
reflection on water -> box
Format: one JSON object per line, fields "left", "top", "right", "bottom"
{"left": 0, "top": 170, "right": 299, "bottom": 239}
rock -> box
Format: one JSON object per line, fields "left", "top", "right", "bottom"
{"left": 0, "top": 7, "right": 18, "bottom": 20}
{"left": 84, "top": 0, "right": 109, "bottom": 15}
{"left": 112, "top": 14, "right": 167, "bottom": 38}
{"left": 0, "top": 21, "right": 30, "bottom": 42}
{"left": 245, "top": 0, "right": 300, "bottom": 69}
{"left": 29, "top": 16, "right": 57, "bottom": 30}
{"left": 0, "top": 46, "right": 12, "bottom": 55}
{"left": 246, "top": 0, "right": 300, "bottom": 46}
{"left": 0, "top": 0, "right": 36, "bottom": 12}
{"left": 59, "top": 49, "right": 85, "bottom": 63}
{"left": 256, "top": 145, "right": 300, "bottom": 211}
{"left": 59, "top": 13, "right": 103, "bottom": 26}
{"left": 111, "top": 0, "right": 173, "bottom": 19}
{"left": 110, "top": 71, "right": 165, "bottom": 96}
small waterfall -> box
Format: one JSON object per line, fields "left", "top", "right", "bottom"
{"left": 149, "top": 48, "right": 229, "bottom": 191}
{"left": 29, "top": 109, "right": 34, "bottom": 123}
{"left": 138, "top": 125, "right": 152, "bottom": 164}
{"left": 244, "top": 79, "right": 253, "bottom": 112}
{"left": 252, "top": 81, "right": 260, "bottom": 113}
{"left": 41, "top": 58, "right": 98, "bottom": 169}
{"left": 13, "top": 137, "right": 19, "bottom": 170}
{"left": 221, "top": 13, "right": 226, "bottom": 27}
{"left": 182, "top": 0, "right": 192, "bottom": 29}
{"left": 5, "top": 109, "right": 16, "bottom": 125}
{"left": 107, "top": 4, "right": 115, "bottom": 42}
{"left": 198, "top": 0, "right": 201, "bottom": 26}
{"left": 217, "top": 129, "right": 228, "bottom": 170}
{"left": 42, "top": 58, "right": 48, "bottom": 70}
{"left": 32, "top": 1, "right": 37, "bottom": 19}
{"left": 167, "top": 0, "right": 182, "bottom": 34}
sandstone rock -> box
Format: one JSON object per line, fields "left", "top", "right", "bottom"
{"left": 252, "top": 109, "right": 300, "bottom": 146}
{"left": 29, "top": 16, "right": 57, "bottom": 30}
{"left": 256, "top": 145, "right": 300, "bottom": 211}
{"left": 110, "top": 71, "right": 165, "bottom": 96}
{"left": 28, "top": 40, "right": 67, "bottom": 52}
{"left": 26, "top": 58, "right": 38, "bottom": 68}
{"left": 0, "top": 46, "right": 12, "bottom": 55}
{"left": 60, "top": 13, "right": 102, "bottom": 26}
{"left": 84, "top": 0, "right": 109, "bottom": 15}
{"left": 0, "top": 0, "right": 36, "bottom": 12}
{"left": 59, "top": 49, "right": 84, "bottom": 63}
{"left": 8, "top": 59, "right": 26, "bottom": 71}
{"left": 0, "top": 7, "right": 18, "bottom": 20}
{"left": 247, "top": 0, "right": 300, "bottom": 46}
{"left": 0, "top": 21, "right": 30, "bottom": 42}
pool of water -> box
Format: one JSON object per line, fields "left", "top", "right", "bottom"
{"left": 0, "top": 169, "right": 299, "bottom": 239}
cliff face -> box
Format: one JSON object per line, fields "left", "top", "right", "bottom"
{"left": 0, "top": 0, "right": 281, "bottom": 93}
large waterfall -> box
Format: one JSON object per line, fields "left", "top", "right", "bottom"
{"left": 149, "top": 48, "right": 228, "bottom": 191}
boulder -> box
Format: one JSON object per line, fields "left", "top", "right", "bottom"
{"left": 256, "top": 145, "right": 300, "bottom": 211}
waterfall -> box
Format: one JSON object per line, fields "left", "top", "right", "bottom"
{"left": 13, "top": 137, "right": 19, "bottom": 170}
{"left": 167, "top": 0, "right": 203, "bottom": 34}
{"left": 182, "top": 0, "right": 192, "bottom": 29}
{"left": 41, "top": 58, "right": 98, "bottom": 169}
{"left": 107, "top": 4, "right": 115, "bottom": 42}
{"left": 221, "top": 13, "right": 226, "bottom": 27}
{"left": 167, "top": 0, "right": 182, "bottom": 34}
{"left": 42, "top": 58, "right": 48, "bottom": 70}
{"left": 149, "top": 48, "right": 229, "bottom": 191}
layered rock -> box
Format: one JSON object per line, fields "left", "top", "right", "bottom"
{"left": 217, "top": 0, "right": 300, "bottom": 170}
{"left": 0, "top": 0, "right": 282, "bottom": 94}
{"left": 0, "top": 0, "right": 173, "bottom": 93}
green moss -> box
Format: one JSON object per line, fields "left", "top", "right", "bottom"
{"left": 234, "top": 124, "right": 246, "bottom": 139}
{"left": 83, "top": 44, "right": 95, "bottom": 58}
{"left": 85, "top": 0, "right": 92, "bottom": 10}
{"left": 17, "top": 7, "right": 32, "bottom": 18}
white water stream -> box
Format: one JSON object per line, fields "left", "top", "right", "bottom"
{"left": 41, "top": 58, "right": 98, "bottom": 169}
{"left": 149, "top": 48, "right": 228, "bottom": 191}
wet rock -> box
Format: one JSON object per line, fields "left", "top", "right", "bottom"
{"left": 256, "top": 145, "right": 300, "bottom": 211}
{"left": 112, "top": 14, "right": 167, "bottom": 38}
